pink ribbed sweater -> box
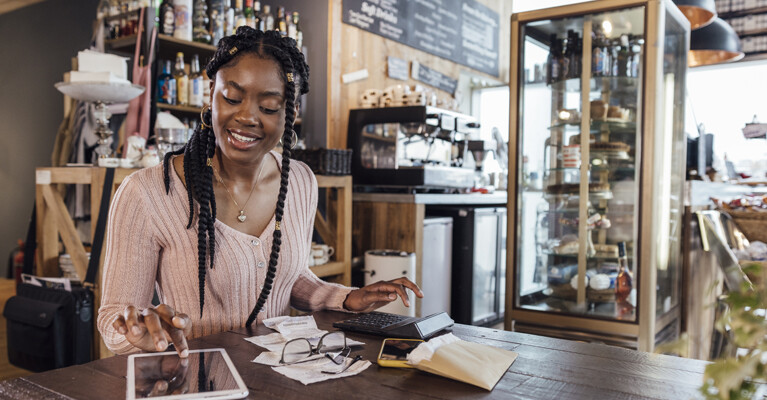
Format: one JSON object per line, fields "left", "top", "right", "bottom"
{"left": 97, "top": 152, "right": 353, "bottom": 355}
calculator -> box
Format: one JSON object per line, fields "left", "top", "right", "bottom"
{"left": 332, "top": 311, "right": 454, "bottom": 340}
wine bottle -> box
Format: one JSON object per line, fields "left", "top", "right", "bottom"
{"left": 615, "top": 242, "right": 632, "bottom": 302}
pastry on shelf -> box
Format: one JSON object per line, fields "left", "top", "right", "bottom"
{"left": 554, "top": 240, "right": 579, "bottom": 255}
{"left": 556, "top": 108, "right": 581, "bottom": 124}
{"left": 590, "top": 100, "right": 608, "bottom": 120}
{"left": 546, "top": 182, "right": 610, "bottom": 194}
{"left": 606, "top": 105, "right": 631, "bottom": 121}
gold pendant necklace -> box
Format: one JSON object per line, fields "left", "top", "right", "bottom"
{"left": 210, "top": 158, "right": 266, "bottom": 223}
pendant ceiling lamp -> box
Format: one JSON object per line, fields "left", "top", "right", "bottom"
{"left": 673, "top": 0, "right": 717, "bottom": 29}
{"left": 688, "top": 17, "right": 745, "bottom": 67}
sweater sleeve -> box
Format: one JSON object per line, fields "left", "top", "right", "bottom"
{"left": 96, "top": 173, "right": 161, "bottom": 355}
{"left": 289, "top": 164, "right": 356, "bottom": 312}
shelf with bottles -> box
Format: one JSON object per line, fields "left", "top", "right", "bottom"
{"left": 544, "top": 27, "right": 644, "bottom": 87}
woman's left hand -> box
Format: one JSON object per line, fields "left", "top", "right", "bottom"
{"left": 343, "top": 278, "right": 424, "bottom": 312}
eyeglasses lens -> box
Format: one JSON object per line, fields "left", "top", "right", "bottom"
{"left": 319, "top": 332, "right": 347, "bottom": 353}
{"left": 283, "top": 339, "right": 312, "bottom": 364}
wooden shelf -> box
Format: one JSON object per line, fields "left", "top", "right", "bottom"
{"left": 156, "top": 34, "right": 216, "bottom": 62}
{"left": 105, "top": 34, "right": 139, "bottom": 53}
{"left": 157, "top": 103, "right": 202, "bottom": 114}
{"left": 311, "top": 175, "right": 352, "bottom": 286}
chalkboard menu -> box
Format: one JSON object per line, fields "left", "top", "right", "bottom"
{"left": 342, "top": 0, "right": 500, "bottom": 77}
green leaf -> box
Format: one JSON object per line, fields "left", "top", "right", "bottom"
{"left": 704, "top": 354, "right": 762, "bottom": 400}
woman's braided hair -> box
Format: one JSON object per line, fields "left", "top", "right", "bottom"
{"left": 161, "top": 27, "right": 309, "bottom": 325}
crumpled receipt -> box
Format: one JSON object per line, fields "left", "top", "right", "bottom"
{"left": 245, "top": 315, "right": 369, "bottom": 384}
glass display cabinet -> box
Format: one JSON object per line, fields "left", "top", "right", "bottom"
{"left": 506, "top": 0, "right": 689, "bottom": 352}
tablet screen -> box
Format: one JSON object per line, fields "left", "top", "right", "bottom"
{"left": 128, "top": 349, "right": 247, "bottom": 399}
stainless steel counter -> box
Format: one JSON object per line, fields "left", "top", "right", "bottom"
{"left": 353, "top": 191, "right": 508, "bottom": 205}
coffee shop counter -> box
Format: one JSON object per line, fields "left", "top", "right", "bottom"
{"left": 352, "top": 190, "right": 507, "bottom": 205}
{"left": 352, "top": 191, "right": 506, "bottom": 318}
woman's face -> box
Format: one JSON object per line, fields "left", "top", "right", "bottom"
{"left": 210, "top": 53, "right": 286, "bottom": 166}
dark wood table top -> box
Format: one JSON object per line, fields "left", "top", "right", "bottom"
{"left": 1, "top": 311, "right": 707, "bottom": 399}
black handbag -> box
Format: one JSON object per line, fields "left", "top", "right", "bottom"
{"left": 3, "top": 168, "right": 115, "bottom": 372}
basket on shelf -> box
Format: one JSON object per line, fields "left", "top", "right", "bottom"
{"left": 725, "top": 210, "right": 767, "bottom": 244}
{"left": 292, "top": 148, "right": 353, "bottom": 176}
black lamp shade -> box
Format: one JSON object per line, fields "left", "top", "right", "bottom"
{"left": 673, "top": 0, "right": 716, "bottom": 29}
{"left": 689, "top": 17, "right": 744, "bottom": 67}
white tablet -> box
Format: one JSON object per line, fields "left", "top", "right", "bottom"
{"left": 126, "top": 348, "right": 249, "bottom": 399}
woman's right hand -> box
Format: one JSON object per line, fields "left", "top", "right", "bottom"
{"left": 112, "top": 304, "right": 192, "bottom": 357}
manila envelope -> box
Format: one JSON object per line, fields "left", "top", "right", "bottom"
{"left": 411, "top": 340, "right": 518, "bottom": 391}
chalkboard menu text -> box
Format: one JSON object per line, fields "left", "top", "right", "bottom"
{"left": 343, "top": 0, "right": 500, "bottom": 77}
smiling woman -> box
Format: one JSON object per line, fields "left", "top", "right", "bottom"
{"left": 96, "top": 27, "right": 423, "bottom": 359}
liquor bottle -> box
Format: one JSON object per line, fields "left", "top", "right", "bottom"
{"left": 244, "top": 0, "right": 254, "bottom": 28}
{"left": 546, "top": 34, "right": 559, "bottom": 85}
{"left": 174, "top": 52, "right": 189, "bottom": 106}
{"left": 173, "top": 0, "right": 193, "bottom": 41}
{"left": 629, "top": 36, "right": 644, "bottom": 78}
{"left": 592, "top": 27, "right": 606, "bottom": 77}
{"left": 189, "top": 54, "right": 204, "bottom": 107}
{"left": 292, "top": 12, "right": 302, "bottom": 48}
{"left": 562, "top": 30, "right": 572, "bottom": 79}
{"left": 287, "top": 11, "right": 297, "bottom": 41}
{"left": 192, "top": 0, "right": 211, "bottom": 44}
{"left": 254, "top": 1, "right": 263, "bottom": 31}
{"left": 570, "top": 31, "right": 581, "bottom": 79}
{"left": 615, "top": 242, "right": 632, "bottom": 302}
{"left": 209, "top": 0, "right": 225, "bottom": 45}
{"left": 225, "top": 0, "right": 235, "bottom": 35}
{"left": 276, "top": 7, "right": 287, "bottom": 36}
{"left": 616, "top": 35, "right": 630, "bottom": 77}
{"left": 233, "top": 0, "right": 247, "bottom": 31}
{"left": 262, "top": 4, "right": 274, "bottom": 31}
{"left": 202, "top": 70, "right": 211, "bottom": 107}
{"left": 158, "top": 60, "right": 177, "bottom": 105}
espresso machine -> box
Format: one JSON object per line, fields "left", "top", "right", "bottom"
{"left": 347, "top": 106, "right": 479, "bottom": 189}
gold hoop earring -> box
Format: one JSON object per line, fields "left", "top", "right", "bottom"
{"left": 200, "top": 106, "right": 212, "bottom": 130}
{"left": 291, "top": 129, "right": 297, "bottom": 150}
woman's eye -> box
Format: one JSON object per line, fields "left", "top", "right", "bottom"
{"left": 261, "top": 107, "right": 279, "bottom": 115}
{"left": 223, "top": 96, "right": 240, "bottom": 105}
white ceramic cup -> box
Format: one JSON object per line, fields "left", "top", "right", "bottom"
{"left": 311, "top": 243, "right": 334, "bottom": 258}
{"left": 312, "top": 255, "right": 330, "bottom": 265}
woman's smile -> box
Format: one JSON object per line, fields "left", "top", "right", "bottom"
{"left": 226, "top": 128, "right": 263, "bottom": 150}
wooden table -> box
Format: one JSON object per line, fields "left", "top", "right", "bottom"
{"left": 0, "top": 311, "right": 708, "bottom": 399}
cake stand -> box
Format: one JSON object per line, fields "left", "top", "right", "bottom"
{"left": 55, "top": 81, "right": 145, "bottom": 166}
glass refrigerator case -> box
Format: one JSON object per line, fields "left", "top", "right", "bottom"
{"left": 506, "top": 0, "right": 689, "bottom": 352}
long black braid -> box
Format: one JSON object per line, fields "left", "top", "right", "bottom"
{"left": 162, "top": 27, "right": 310, "bottom": 322}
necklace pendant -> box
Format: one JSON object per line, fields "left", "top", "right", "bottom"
{"left": 237, "top": 210, "right": 247, "bottom": 223}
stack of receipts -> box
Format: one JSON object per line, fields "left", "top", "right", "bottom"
{"left": 245, "top": 315, "right": 370, "bottom": 385}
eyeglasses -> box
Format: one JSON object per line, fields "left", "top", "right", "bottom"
{"left": 279, "top": 331, "right": 350, "bottom": 366}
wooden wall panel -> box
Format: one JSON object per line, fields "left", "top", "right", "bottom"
{"left": 327, "top": 0, "right": 513, "bottom": 149}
